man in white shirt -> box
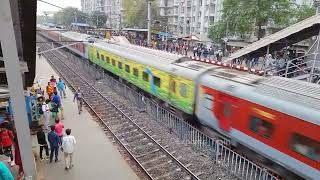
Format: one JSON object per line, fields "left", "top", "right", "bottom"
{"left": 42, "top": 99, "right": 51, "bottom": 130}
{"left": 62, "top": 129, "right": 76, "bottom": 170}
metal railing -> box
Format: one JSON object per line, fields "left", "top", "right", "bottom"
{"left": 263, "top": 53, "right": 320, "bottom": 84}
{"left": 66, "top": 54, "right": 280, "bottom": 180}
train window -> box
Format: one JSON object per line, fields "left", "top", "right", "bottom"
{"left": 203, "top": 94, "right": 213, "bottom": 110}
{"left": 223, "top": 102, "right": 232, "bottom": 117}
{"left": 133, "top": 68, "right": 139, "bottom": 77}
{"left": 96, "top": 52, "right": 100, "bottom": 59}
{"left": 125, "top": 65, "right": 130, "bottom": 73}
{"left": 290, "top": 133, "right": 320, "bottom": 162}
{"left": 101, "top": 55, "right": 105, "bottom": 61}
{"left": 249, "top": 116, "right": 273, "bottom": 139}
{"left": 143, "top": 72, "right": 149, "bottom": 82}
{"left": 179, "top": 83, "right": 187, "bottom": 97}
{"left": 112, "top": 59, "right": 116, "bottom": 66}
{"left": 106, "top": 56, "right": 110, "bottom": 64}
{"left": 118, "top": 62, "right": 123, "bottom": 69}
{"left": 169, "top": 80, "right": 176, "bottom": 93}
{"left": 153, "top": 76, "right": 161, "bottom": 87}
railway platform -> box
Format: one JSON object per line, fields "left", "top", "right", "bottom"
{"left": 33, "top": 54, "right": 139, "bottom": 180}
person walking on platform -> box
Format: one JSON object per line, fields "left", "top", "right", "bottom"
{"left": 0, "top": 124, "right": 14, "bottom": 166}
{"left": 50, "top": 75, "right": 57, "bottom": 87}
{"left": 54, "top": 119, "right": 64, "bottom": 145}
{"left": 62, "top": 128, "right": 76, "bottom": 170}
{"left": 36, "top": 125, "right": 49, "bottom": 161}
{"left": 48, "top": 125, "right": 59, "bottom": 163}
{"left": 42, "top": 99, "right": 51, "bottom": 130}
{"left": 57, "top": 78, "right": 66, "bottom": 99}
{"left": 52, "top": 92, "right": 63, "bottom": 120}
{"left": 73, "top": 87, "right": 84, "bottom": 114}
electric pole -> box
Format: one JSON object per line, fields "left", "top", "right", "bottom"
{"left": 147, "top": 0, "right": 152, "bottom": 46}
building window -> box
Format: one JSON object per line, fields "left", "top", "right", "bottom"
{"left": 153, "top": 76, "right": 161, "bottom": 87}
{"left": 96, "top": 51, "right": 100, "bottom": 59}
{"left": 101, "top": 55, "right": 105, "bottom": 61}
{"left": 106, "top": 56, "right": 110, "bottom": 64}
{"left": 249, "top": 116, "right": 274, "bottom": 139}
{"left": 169, "top": 80, "right": 176, "bottom": 93}
{"left": 125, "top": 64, "right": 130, "bottom": 73}
{"left": 203, "top": 94, "right": 213, "bottom": 110}
{"left": 118, "top": 62, "right": 123, "bottom": 69}
{"left": 142, "top": 72, "right": 149, "bottom": 81}
{"left": 112, "top": 59, "right": 116, "bottom": 66}
{"left": 133, "top": 68, "right": 139, "bottom": 77}
{"left": 290, "top": 133, "right": 320, "bottom": 162}
{"left": 179, "top": 83, "right": 187, "bottom": 97}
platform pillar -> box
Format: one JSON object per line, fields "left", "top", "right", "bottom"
{"left": 0, "top": 0, "right": 36, "bottom": 179}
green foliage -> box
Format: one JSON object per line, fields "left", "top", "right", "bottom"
{"left": 53, "top": 7, "right": 89, "bottom": 26}
{"left": 37, "top": 15, "right": 54, "bottom": 24}
{"left": 89, "top": 11, "right": 108, "bottom": 27}
{"left": 123, "top": 0, "right": 165, "bottom": 28}
{"left": 208, "top": 0, "right": 316, "bottom": 42}
{"left": 294, "top": 5, "right": 316, "bottom": 22}
{"left": 208, "top": 21, "right": 226, "bottom": 43}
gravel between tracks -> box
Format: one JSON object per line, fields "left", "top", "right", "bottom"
{"left": 41, "top": 41, "right": 238, "bottom": 180}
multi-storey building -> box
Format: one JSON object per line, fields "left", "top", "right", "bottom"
{"left": 81, "top": 0, "right": 105, "bottom": 14}
{"left": 293, "top": 0, "right": 314, "bottom": 6}
{"left": 81, "top": 0, "right": 123, "bottom": 29}
{"left": 159, "top": 0, "right": 223, "bottom": 37}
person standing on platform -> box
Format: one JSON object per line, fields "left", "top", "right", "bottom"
{"left": 73, "top": 87, "right": 84, "bottom": 114}
{"left": 46, "top": 82, "right": 54, "bottom": 100}
{"left": 36, "top": 125, "right": 49, "bottom": 161}
{"left": 62, "top": 129, "right": 76, "bottom": 170}
{"left": 54, "top": 119, "right": 64, "bottom": 146}
{"left": 48, "top": 126, "right": 59, "bottom": 163}
{"left": 0, "top": 124, "right": 14, "bottom": 166}
{"left": 57, "top": 78, "right": 66, "bottom": 99}
{"left": 42, "top": 99, "right": 51, "bottom": 130}
{"left": 0, "top": 161, "right": 14, "bottom": 180}
{"left": 51, "top": 92, "right": 63, "bottom": 120}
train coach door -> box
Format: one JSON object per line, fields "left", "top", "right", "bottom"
{"left": 216, "top": 94, "right": 237, "bottom": 132}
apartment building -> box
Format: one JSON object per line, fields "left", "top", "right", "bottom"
{"left": 159, "top": 0, "right": 223, "bottom": 37}
{"left": 81, "top": 0, "right": 123, "bottom": 29}
{"left": 293, "top": 0, "right": 314, "bottom": 6}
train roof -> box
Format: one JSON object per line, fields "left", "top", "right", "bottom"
{"left": 60, "top": 31, "right": 91, "bottom": 41}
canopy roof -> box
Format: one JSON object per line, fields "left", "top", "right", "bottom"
{"left": 226, "top": 14, "right": 320, "bottom": 62}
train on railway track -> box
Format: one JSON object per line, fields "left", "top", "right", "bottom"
{"left": 38, "top": 25, "right": 319, "bottom": 180}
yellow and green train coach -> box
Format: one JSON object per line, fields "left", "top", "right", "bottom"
{"left": 87, "top": 42, "right": 197, "bottom": 114}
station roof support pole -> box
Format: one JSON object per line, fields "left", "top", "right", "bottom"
{"left": 0, "top": 0, "right": 36, "bottom": 179}
{"left": 147, "top": 0, "right": 152, "bottom": 46}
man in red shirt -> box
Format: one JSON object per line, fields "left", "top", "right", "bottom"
{"left": 0, "top": 123, "right": 14, "bottom": 166}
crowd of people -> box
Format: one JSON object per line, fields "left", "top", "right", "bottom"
{"left": 31, "top": 75, "right": 81, "bottom": 171}
{"left": 0, "top": 113, "right": 23, "bottom": 179}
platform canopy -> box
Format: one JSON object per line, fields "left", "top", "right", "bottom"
{"left": 226, "top": 14, "right": 320, "bottom": 62}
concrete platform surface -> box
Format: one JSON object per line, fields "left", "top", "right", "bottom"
{"left": 33, "top": 55, "right": 139, "bottom": 180}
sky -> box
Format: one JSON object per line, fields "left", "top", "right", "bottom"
{"left": 37, "top": 0, "right": 81, "bottom": 15}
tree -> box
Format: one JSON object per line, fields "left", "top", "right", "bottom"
{"left": 53, "top": 7, "right": 89, "bottom": 26}
{"left": 123, "top": 0, "right": 165, "bottom": 28}
{"left": 208, "top": 0, "right": 316, "bottom": 43}
{"left": 89, "top": 11, "right": 108, "bottom": 27}
{"left": 294, "top": 5, "right": 316, "bottom": 22}
{"left": 208, "top": 0, "right": 295, "bottom": 42}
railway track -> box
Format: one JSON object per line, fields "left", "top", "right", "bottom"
{"left": 39, "top": 42, "right": 201, "bottom": 180}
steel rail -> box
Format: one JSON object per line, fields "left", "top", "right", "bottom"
{"left": 39, "top": 41, "right": 200, "bottom": 180}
